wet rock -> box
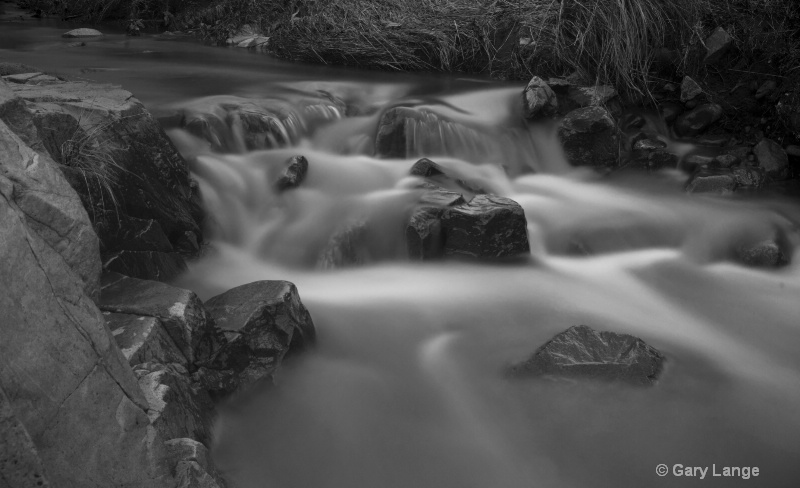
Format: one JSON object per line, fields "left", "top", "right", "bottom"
{"left": 567, "top": 85, "right": 617, "bottom": 108}
{"left": 630, "top": 139, "right": 678, "bottom": 171}
{"left": 410, "top": 157, "right": 446, "bottom": 177}
{"left": 375, "top": 106, "right": 418, "bottom": 158}
{"left": 713, "top": 154, "right": 739, "bottom": 168}
{"left": 522, "top": 76, "right": 558, "bottom": 119}
{"left": 166, "top": 439, "right": 224, "bottom": 488}
{"left": 558, "top": 106, "right": 621, "bottom": 167}
{"left": 407, "top": 207, "right": 445, "bottom": 260}
{"left": 685, "top": 174, "right": 736, "bottom": 194}
{"left": 316, "top": 220, "right": 371, "bottom": 269}
{"left": 507, "top": 325, "right": 664, "bottom": 385}
{"left": 103, "top": 250, "right": 188, "bottom": 282}
{"left": 135, "top": 363, "right": 213, "bottom": 444}
{"left": 441, "top": 195, "right": 530, "bottom": 259}
{"left": 680, "top": 76, "right": 703, "bottom": 102}
{"left": 2, "top": 72, "right": 61, "bottom": 86}
{"left": 673, "top": 103, "right": 723, "bottom": 137}
{"left": 753, "top": 138, "right": 789, "bottom": 179}
{"left": 106, "top": 313, "right": 187, "bottom": 367}
{"left": 100, "top": 273, "right": 224, "bottom": 366}
{"left": 205, "top": 281, "right": 316, "bottom": 390}
{"left": 176, "top": 231, "right": 201, "bottom": 254}
{"left": 0, "top": 386, "right": 53, "bottom": 488}
{"left": 275, "top": 155, "right": 308, "bottom": 192}
{"left": 732, "top": 166, "right": 764, "bottom": 188}
{"left": 704, "top": 27, "right": 733, "bottom": 64}
{"left": 62, "top": 28, "right": 103, "bottom": 38}
{"left": 735, "top": 239, "right": 789, "bottom": 267}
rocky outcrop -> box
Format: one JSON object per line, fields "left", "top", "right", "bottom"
{"left": 0, "top": 115, "right": 170, "bottom": 487}
{"left": 275, "top": 155, "right": 309, "bottom": 192}
{"left": 204, "top": 281, "right": 316, "bottom": 393}
{"left": 0, "top": 78, "right": 203, "bottom": 281}
{"left": 100, "top": 273, "right": 224, "bottom": 367}
{"left": 508, "top": 325, "right": 665, "bottom": 385}
{"left": 558, "top": 106, "right": 621, "bottom": 167}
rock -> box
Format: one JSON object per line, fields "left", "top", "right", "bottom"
{"left": 103, "top": 250, "right": 188, "bottom": 282}
{"left": 713, "top": 154, "right": 739, "bottom": 168}
{"left": 736, "top": 239, "right": 789, "bottom": 267}
{"left": 165, "top": 438, "right": 224, "bottom": 488}
{"left": 685, "top": 174, "right": 736, "bottom": 194}
{"left": 732, "top": 166, "right": 764, "bottom": 188}
{"left": 135, "top": 363, "right": 213, "bottom": 444}
{"left": 406, "top": 206, "right": 445, "bottom": 260}
{"left": 680, "top": 76, "right": 703, "bottom": 102}
{"left": 786, "top": 145, "right": 800, "bottom": 158}
{"left": 704, "top": 27, "right": 733, "bottom": 64}
{"left": 0, "top": 63, "right": 41, "bottom": 76}
{"left": 100, "top": 273, "right": 224, "bottom": 367}
{"left": 4, "top": 79, "right": 204, "bottom": 270}
{"left": 753, "top": 138, "right": 789, "bottom": 179}
{"left": 522, "top": 76, "right": 558, "bottom": 119}
{"left": 0, "top": 141, "right": 170, "bottom": 486}
{"left": 755, "top": 80, "right": 777, "bottom": 100}
{"left": 0, "top": 112, "right": 101, "bottom": 301}
{"left": 2, "top": 72, "right": 61, "bottom": 86}
{"left": 419, "top": 187, "right": 465, "bottom": 207}
{"left": 566, "top": 85, "right": 617, "bottom": 108}
{"left": 507, "top": 325, "right": 664, "bottom": 385}
{"left": 673, "top": 103, "right": 723, "bottom": 137}
{"left": 0, "top": 386, "right": 53, "bottom": 488}
{"left": 316, "top": 220, "right": 371, "bottom": 269}
{"left": 62, "top": 28, "right": 103, "bottom": 38}
{"left": 441, "top": 195, "right": 530, "bottom": 259}
{"left": 558, "top": 106, "right": 621, "bottom": 167}
{"left": 105, "top": 313, "right": 187, "bottom": 367}
{"left": 205, "top": 281, "right": 316, "bottom": 390}
{"left": 375, "top": 106, "right": 417, "bottom": 158}
{"left": 275, "top": 155, "right": 308, "bottom": 192}
{"left": 95, "top": 212, "right": 174, "bottom": 253}
{"left": 410, "top": 157, "right": 446, "bottom": 177}
{"left": 659, "top": 102, "right": 682, "bottom": 124}
{"left": 630, "top": 138, "right": 678, "bottom": 171}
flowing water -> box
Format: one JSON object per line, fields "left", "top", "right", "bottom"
{"left": 3, "top": 17, "right": 800, "bottom": 488}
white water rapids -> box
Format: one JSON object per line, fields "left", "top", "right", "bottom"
{"left": 167, "top": 82, "right": 800, "bottom": 488}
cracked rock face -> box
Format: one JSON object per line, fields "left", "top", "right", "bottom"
{"left": 0, "top": 116, "right": 170, "bottom": 486}
{"left": 508, "top": 325, "right": 665, "bottom": 385}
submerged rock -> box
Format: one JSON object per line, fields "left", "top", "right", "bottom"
{"left": 275, "top": 155, "right": 309, "bottom": 192}
{"left": 508, "top": 325, "right": 664, "bottom": 385}
{"left": 558, "top": 106, "right": 621, "bottom": 167}
{"left": 441, "top": 195, "right": 530, "bottom": 259}
{"left": 205, "top": 281, "right": 316, "bottom": 391}
{"left": 522, "top": 76, "right": 558, "bottom": 119}
{"left": 680, "top": 76, "right": 703, "bottom": 102}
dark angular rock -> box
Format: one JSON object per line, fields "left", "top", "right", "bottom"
{"left": 508, "top": 325, "right": 664, "bottom": 385}
{"left": 105, "top": 313, "right": 187, "bottom": 367}
{"left": 558, "top": 106, "right": 621, "bottom": 167}
{"left": 100, "top": 273, "right": 224, "bottom": 367}
{"left": 680, "top": 76, "right": 703, "bottom": 102}
{"left": 704, "top": 27, "right": 733, "bottom": 64}
{"left": 316, "top": 220, "right": 370, "bottom": 269}
{"left": 375, "top": 106, "right": 416, "bottom": 158}
{"left": 103, "top": 250, "right": 187, "bottom": 282}
{"left": 410, "top": 157, "right": 446, "bottom": 177}
{"left": 441, "top": 195, "right": 530, "bottom": 259}
{"left": 522, "top": 76, "right": 558, "bottom": 119}
{"left": 205, "top": 281, "right": 316, "bottom": 390}
{"left": 275, "top": 155, "right": 308, "bottom": 192}
{"left": 406, "top": 207, "right": 445, "bottom": 260}
{"left": 95, "top": 212, "right": 174, "bottom": 254}
{"left": 135, "top": 363, "right": 213, "bottom": 444}
{"left": 674, "top": 103, "right": 723, "bottom": 137}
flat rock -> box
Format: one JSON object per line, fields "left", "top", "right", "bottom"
{"left": 62, "top": 28, "right": 103, "bottom": 38}
{"left": 674, "top": 103, "right": 723, "bottom": 137}
{"left": 558, "top": 106, "right": 621, "bottom": 167}
{"left": 275, "top": 155, "right": 308, "bottom": 192}
{"left": 522, "top": 76, "right": 558, "bottom": 119}
{"left": 441, "top": 195, "right": 530, "bottom": 259}
{"left": 206, "top": 281, "right": 316, "bottom": 389}
{"left": 508, "top": 325, "right": 664, "bottom": 385}
{"left": 106, "top": 313, "right": 187, "bottom": 367}
{"left": 100, "top": 273, "right": 224, "bottom": 366}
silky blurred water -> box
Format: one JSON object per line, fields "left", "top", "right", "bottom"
{"left": 3, "top": 17, "right": 800, "bottom": 487}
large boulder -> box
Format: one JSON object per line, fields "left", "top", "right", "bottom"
{"left": 0, "top": 131, "right": 170, "bottom": 487}
{"left": 557, "top": 106, "right": 621, "bottom": 167}
{"left": 508, "top": 325, "right": 665, "bottom": 385}
{"left": 441, "top": 195, "right": 530, "bottom": 259}
{"left": 100, "top": 273, "right": 225, "bottom": 367}
{"left": 0, "top": 386, "right": 53, "bottom": 488}
{"left": 1, "top": 79, "right": 204, "bottom": 280}
{"left": 205, "top": 281, "right": 316, "bottom": 391}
